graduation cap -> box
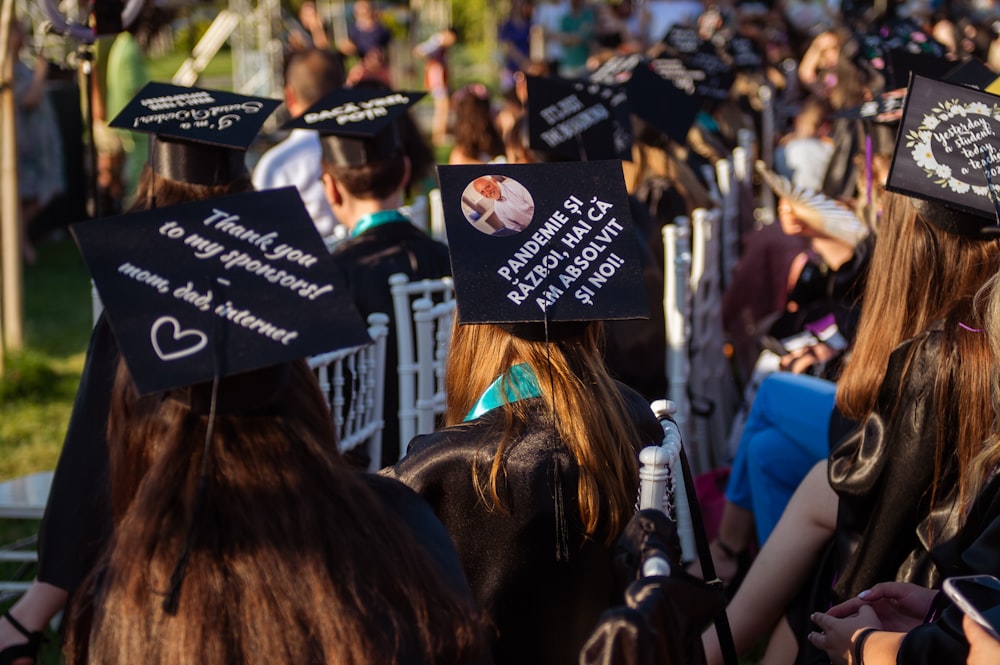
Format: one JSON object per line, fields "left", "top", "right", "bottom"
{"left": 109, "top": 82, "right": 281, "bottom": 186}
{"left": 886, "top": 75, "right": 1000, "bottom": 237}
{"left": 71, "top": 187, "right": 372, "bottom": 397}
{"left": 943, "top": 58, "right": 1000, "bottom": 95}
{"left": 282, "top": 88, "right": 424, "bottom": 166}
{"left": 525, "top": 76, "right": 626, "bottom": 162}
{"left": 661, "top": 26, "right": 735, "bottom": 101}
{"left": 885, "top": 49, "right": 957, "bottom": 90}
{"left": 626, "top": 60, "right": 703, "bottom": 145}
{"left": 437, "top": 161, "right": 648, "bottom": 336}
{"left": 727, "top": 35, "right": 764, "bottom": 71}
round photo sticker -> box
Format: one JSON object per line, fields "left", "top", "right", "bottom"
{"left": 461, "top": 175, "right": 535, "bottom": 236}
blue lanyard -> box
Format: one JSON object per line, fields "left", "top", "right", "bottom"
{"left": 351, "top": 210, "right": 410, "bottom": 237}
{"left": 464, "top": 363, "right": 542, "bottom": 421}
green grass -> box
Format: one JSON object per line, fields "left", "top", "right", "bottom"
{"left": 0, "top": 236, "right": 91, "bottom": 665}
{"left": 146, "top": 48, "right": 234, "bottom": 89}
{"left": 0, "top": 237, "right": 91, "bottom": 481}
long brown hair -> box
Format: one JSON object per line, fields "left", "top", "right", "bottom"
{"left": 64, "top": 360, "right": 483, "bottom": 665}
{"left": 444, "top": 322, "right": 641, "bottom": 544}
{"left": 837, "top": 192, "right": 1000, "bottom": 512}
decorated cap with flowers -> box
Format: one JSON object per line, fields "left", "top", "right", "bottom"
{"left": 886, "top": 74, "right": 1000, "bottom": 237}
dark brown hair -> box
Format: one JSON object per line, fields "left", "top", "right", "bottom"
{"left": 323, "top": 154, "right": 408, "bottom": 200}
{"left": 64, "top": 360, "right": 484, "bottom": 665}
{"left": 128, "top": 166, "right": 254, "bottom": 212}
{"left": 452, "top": 86, "right": 504, "bottom": 161}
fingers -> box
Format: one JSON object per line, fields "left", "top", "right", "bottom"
{"left": 826, "top": 597, "right": 866, "bottom": 618}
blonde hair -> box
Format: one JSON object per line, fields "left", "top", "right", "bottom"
{"left": 444, "top": 322, "right": 641, "bottom": 543}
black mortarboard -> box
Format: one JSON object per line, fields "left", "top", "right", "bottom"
{"left": 661, "top": 26, "right": 734, "bottom": 101}
{"left": 71, "top": 187, "right": 371, "bottom": 396}
{"left": 944, "top": 58, "right": 1000, "bottom": 95}
{"left": 109, "top": 82, "right": 280, "bottom": 186}
{"left": 727, "top": 34, "right": 764, "bottom": 71}
{"left": 438, "top": 161, "right": 648, "bottom": 334}
{"left": 282, "top": 88, "right": 424, "bottom": 166}
{"left": 525, "top": 76, "right": 624, "bottom": 162}
{"left": 886, "top": 75, "right": 1000, "bottom": 237}
{"left": 626, "top": 60, "right": 703, "bottom": 144}
{"left": 885, "top": 49, "right": 957, "bottom": 90}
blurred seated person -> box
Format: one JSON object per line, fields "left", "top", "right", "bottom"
{"left": 252, "top": 48, "right": 345, "bottom": 241}
{"left": 449, "top": 84, "right": 504, "bottom": 165}
{"left": 287, "top": 87, "right": 452, "bottom": 465}
{"left": 387, "top": 165, "right": 663, "bottom": 663}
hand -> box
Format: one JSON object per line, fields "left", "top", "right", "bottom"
{"left": 779, "top": 343, "right": 836, "bottom": 373}
{"left": 826, "top": 582, "right": 936, "bottom": 633}
{"left": 808, "top": 605, "right": 882, "bottom": 665}
{"left": 965, "top": 614, "right": 1000, "bottom": 665}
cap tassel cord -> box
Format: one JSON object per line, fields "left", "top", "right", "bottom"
{"left": 542, "top": 314, "right": 570, "bottom": 562}
{"left": 160, "top": 372, "right": 218, "bottom": 615}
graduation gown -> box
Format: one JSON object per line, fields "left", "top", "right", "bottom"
{"left": 331, "top": 218, "right": 452, "bottom": 466}
{"left": 386, "top": 383, "right": 662, "bottom": 665}
{"left": 37, "top": 314, "right": 117, "bottom": 591}
{"left": 895, "top": 473, "right": 1000, "bottom": 663}
{"left": 828, "top": 324, "right": 961, "bottom": 604}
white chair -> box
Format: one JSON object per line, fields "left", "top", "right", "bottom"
{"left": 0, "top": 471, "right": 53, "bottom": 598}
{"left": 389, "top": 273, "right": 455, "bottom": 457}
{"left": 413, "top": 298, "right": 456, "bottom": 440}
{"left": 662, "top": 218, "right": 693, "bottom": 466}
{"left": 308, "top": 312, "right": 390, "bottom": 472}
{"left": 638, "top": 400, "right": 696, "bottom": 564}
{"left": 428, "top": 188, "right": 446, "bottom": 243}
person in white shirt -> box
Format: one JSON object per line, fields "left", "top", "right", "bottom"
{"left": 253, "top": 48, "right": 346, "bottom": 240}
{"left": 473, "top": 175, "right": 535, "bottom": 233}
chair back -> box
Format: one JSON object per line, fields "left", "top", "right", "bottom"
{"left": 639, "top": 400, "right": 696, "bottom": 563}
{"left": 428, "top": 188, "right": 447, "bottom": 243}
{"left": 413, "top": 298, "right": 456, "bottom": 439}
{"left": 308, "top": 312, "right": 390, "bottom": 471}
{"left": 389, "top": 273, "right": 455, "bottom": 456}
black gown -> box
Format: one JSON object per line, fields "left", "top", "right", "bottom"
{"left": 828, "top": 324, "right": 960, "bottom": 603}
{"left": 895, "top": 473, "right": 1000, "bottom": 663}
{"left": 330, "top": 218, "right": 452, "bottom": 466}
{"left": 796, "top": 324, "right": 964, "bottom": 663}
{"left": 37, "top": 314, "right": 116, "bottom": 591}
{"left": 385, "top": 383, "right": 662, "bottom": 665}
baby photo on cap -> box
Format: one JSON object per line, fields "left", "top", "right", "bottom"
{"left": 887, "top": 74, "right": 1000, "bottom": 222}
{"left": 72, "top": 187, "right": 370, "bottom": 395}
{"left": 439, "top": 161, "right": 648, "bottom": 325}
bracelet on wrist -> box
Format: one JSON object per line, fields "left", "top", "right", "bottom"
{"left": 853, "top": 627, "right": 878, "bottom": 665}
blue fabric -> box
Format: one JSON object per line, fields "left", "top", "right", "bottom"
{"left": 726, "top": 373, "right": 835, "bottom": 543}
{"left": 464, "top": 363, "right": 542, "bottom": 421}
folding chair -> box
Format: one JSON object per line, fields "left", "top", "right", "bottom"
{"left": 389, "top": 273, "right": 455, "bottom": 457}
{"left": 412, "top": 298, "right": 456, "bottom": 440}
{"left": 628, "top": 399, "right": 738, "bottom": 665}
{"left": 308, "top": 312, "right": 390, "bottom": 472}
{"left": 0, "top": 471, "right": 53, "bottom": 599}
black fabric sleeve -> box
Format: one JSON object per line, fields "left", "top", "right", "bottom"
{"left": 36, "top": 315, "right": 116, "bottom": 591}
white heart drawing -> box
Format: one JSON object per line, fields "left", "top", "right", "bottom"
{"left": 150, "top": 316, "right": 208, "bottom": 361}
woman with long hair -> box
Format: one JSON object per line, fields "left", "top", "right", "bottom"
{"left": 388, "top": 320, "right": 662, "bottom": 665}
{"left": 0, "top": 160, "right": 260, "bottom": 664}
{"left": 62, "top": 359, "right": 485, "bottom": 665}
{"left": 449, "top": 84, "right": 504, "bottom": 165}
{"left": 702, "top": 190, "right": 1000, "bottom": 664}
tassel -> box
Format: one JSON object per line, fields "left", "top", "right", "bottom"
{"left": 553, "top": 458, "right": 569, "bottom": 562}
